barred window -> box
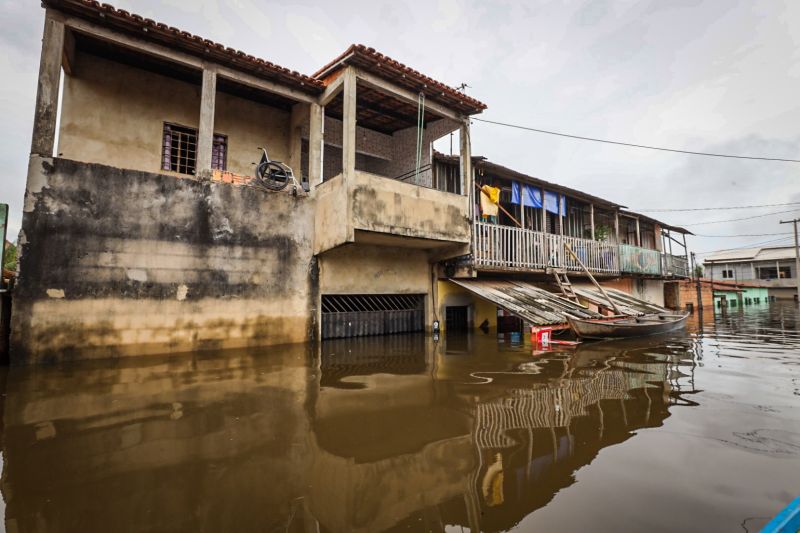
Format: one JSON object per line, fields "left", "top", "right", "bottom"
{"left": 162, "top": 123, "right": 227, "bottom": 175}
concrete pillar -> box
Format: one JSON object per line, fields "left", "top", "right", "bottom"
{"left": 196, "top": 66, "right": 217, "bottom": 178}
{"left": 31, "top": 11, "right": 65, "bottom": 157}
{"left": 308, "top": 102, "right": 323, "bottom": 185}
{"left": 342, "top": 67, "right": 357, "bottom": 179}
{"left": 460, "top": 121, "right": 472, "bottom": 217}
{"left": 289, "top": 103, "right": 308, "bottom": 181}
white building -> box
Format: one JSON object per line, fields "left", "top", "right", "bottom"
{"left": 703, "top": 246, "right": 798, "bottom": 300}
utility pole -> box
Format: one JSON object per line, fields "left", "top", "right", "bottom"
{"left": 691, "top": 251, "right": 702, "bottom": 310}
{"left": 780, "top": 218, "right": 800, "bottom": 303}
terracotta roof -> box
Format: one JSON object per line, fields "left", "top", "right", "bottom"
{"left": 314, "top": 44, "right": 487, "bottom": 116}
{"left": 43, "top": 0, "right": 325, "bottom": 95}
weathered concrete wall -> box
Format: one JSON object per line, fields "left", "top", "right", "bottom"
{"left": 58, "top": 52, "right": 291, "bottom": 177}
{"left": 351, "top": 171, "right": 470, "bottom": 243}
{"left": 318, "top": 244, "right": 434, "bottom": 327}
{"left": 11, "top": 156, "right": 317, "bottom": 363}
{"left": 313, "top": 175, "right": 351, "bottom": 254}
{"left": 436, "top": 280, "right": 497, "bottom": 331}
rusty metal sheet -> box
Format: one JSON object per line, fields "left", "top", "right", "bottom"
{"left": 449, "top": 279, "right": 600, "bottom": 326}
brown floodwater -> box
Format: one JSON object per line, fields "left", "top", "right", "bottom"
{"left": 0, "top": 303, "right": 798, "bottom": 533}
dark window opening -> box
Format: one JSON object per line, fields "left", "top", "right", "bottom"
{"left": 162, "top": 123, "right": 226, "bottom": 175}
{"left": 445, "top": 306, "right": 469, "bottom": 331}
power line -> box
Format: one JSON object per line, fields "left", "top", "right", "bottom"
{"left": 636, "top": 201, "right": 800, "bottom": 212}
{"left": 679, "top": 208, "right": 800, "bottom": 226}
{"left": 695, "top": 236, "right": 795, "bottom": 255}
{"left": 693, "top": 232, "right": 793, "bottom": 238}
{"left": 472, "top": 117, "right": 800, "bottom": 162}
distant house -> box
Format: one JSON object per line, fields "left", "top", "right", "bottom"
{"left": 703, "top": 246, "right": 798, "bottom": 300}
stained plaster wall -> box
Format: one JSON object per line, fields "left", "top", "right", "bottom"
{"left": 11, "top": 157, "right": 317, "bottom": 363}
{"left": 58, "top": 51, "right": 292, "bottom": 178}
{"left": 318, "top": 244, "right": 434, "bottom": 327}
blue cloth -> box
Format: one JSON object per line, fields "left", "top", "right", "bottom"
{"left": 511, "top": 182, "right": 543, "bottom": 208}
{"left": 545, "top": 191, "right": 565, "bottom": 215}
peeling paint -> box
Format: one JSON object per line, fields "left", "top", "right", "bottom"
{"left": 46, "top": 289, "right": 65, "bottom": 299}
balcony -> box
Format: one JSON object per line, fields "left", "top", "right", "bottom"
{"left": 619, "top": 244, "right": 662, "bottom": 276}
{"left": 473, "top": 221, "right": 619, "bottom": 275}
{"left": 315, "top": 171, "right": 471, "bottom": 254}
{"left": 472, "top": 222, "right": 691, "bottom": 278}
{"left": 662, "top": 254, "right": 690, "bottom": 278}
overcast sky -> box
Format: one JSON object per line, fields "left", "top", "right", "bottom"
{"left": 2, "top": 0, "right": 799, "bottom": 261}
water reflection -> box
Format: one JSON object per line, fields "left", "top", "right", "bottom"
{"left": 1, "top": 304, "right": 798, "bottom": 532}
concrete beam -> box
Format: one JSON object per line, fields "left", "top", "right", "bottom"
{"left": 196, "top": 66, "right": 217, "bottom": 177}
{"left": 61, "top": 14, "right": 315, "bottom": 104}
{"left": 354, "top": 69, "right": 463, "bottom": 122}
{"left": 31, "top": 11, "right": 65, "bottom": 157}
{"left": 342, "top": 68, "right": 357, "bottom": 179}
{"left": 62, "top": 27, "right": 76, "bottom": 76}
{"left": 308, "top": 103, "right": 323, "bottom": 186}
{"left": 318, "top": 72, "right": 344, "bottom": 107}
{"left": 215, "top": 65, "right": 316, "bottom": 104}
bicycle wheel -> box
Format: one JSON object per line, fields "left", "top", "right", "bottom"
{"left": 255, "top": 161, "right": 289, "bottom": 191}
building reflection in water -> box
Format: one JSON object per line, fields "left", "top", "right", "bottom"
{"left": 0, "top": 332, "right": 700, "bottom": 532}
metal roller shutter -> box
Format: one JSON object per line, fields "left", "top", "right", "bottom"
{"left": 321, "top": 294, "right": 425, "bottom": 339}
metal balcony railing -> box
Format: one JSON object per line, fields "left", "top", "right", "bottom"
{"left": 619, "top": 244, "right": 662, "bottom": 275}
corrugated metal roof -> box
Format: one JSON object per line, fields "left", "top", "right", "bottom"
{"left": 449, "top": 279, "right": 600, "bottom": 326}
{"left": 704, "top": 246, "right": 795, "bottom": 263}
{"left": 571, "top": 287, "right": 668, "bottom": 316}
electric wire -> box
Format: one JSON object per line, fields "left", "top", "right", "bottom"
{"left": 694, "top": 236, "right": 795, "bottom": 255}
{"left": 472, "top": 117, "right": 800, "bottom": 162}
{"left": 678, "top": 208, "right": 800, "bottom": 227}
{"left": 635, "top": 201, "right": 800, "bottom": 212}
{"left": 693, "top": 232, "right": 793, "bottom": 238}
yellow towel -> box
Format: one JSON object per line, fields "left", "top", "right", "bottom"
{"left": 480, "top": 185, "right": 500, "bottom": 217}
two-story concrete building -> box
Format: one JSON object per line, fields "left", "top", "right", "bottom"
{"left": 11, "top": 0, "right": 484, "bottom": 362}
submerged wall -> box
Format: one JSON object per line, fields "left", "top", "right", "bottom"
{"left": 11, "top": 156, "right": 318, "bottom": 364}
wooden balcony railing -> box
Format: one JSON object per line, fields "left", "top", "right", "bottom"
{"left": 662, "top": 254, "right": 690, "bottom": 278}
{"left": 473, "top": 221, "right": 619, "bottom": 275}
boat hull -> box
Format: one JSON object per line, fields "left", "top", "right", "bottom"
{"left": 566, "top": 313, "right": 689, "bottom": 340}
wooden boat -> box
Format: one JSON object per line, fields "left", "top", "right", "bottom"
{"left": 565, "top": 312, "right": 689, "bottom": 340}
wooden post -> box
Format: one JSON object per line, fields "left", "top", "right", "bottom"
{"left": 541, "top": 188, "right": 547, "bottom": 233}
{"left": 635, "top": 217, "right": 641, "bottom": 247}
{"left": 196, "top": 66, "right": 217, "bottom": 178}
{"left": 558, "top": 193, "right": 564, "bottom": 235}
{"left": 564, "top": 243, "right": 623, "bottom": 315}
{"left": 590, "top": 203, "right": 595, "bottom": 240}
{"left": 308, "top": 102, "right": 323, "bottom": 185}
{"left": 342, "top": 67, "right": 357, "bottom": 179}
{"left": 31, "top": 11, "right": 65, "bottom": 157}
{"left": 614, "top": 211, "right": 620, "bottom": 244}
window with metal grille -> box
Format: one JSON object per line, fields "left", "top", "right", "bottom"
{"left": 162, "top": 123, "right": 227, "bottom": 175}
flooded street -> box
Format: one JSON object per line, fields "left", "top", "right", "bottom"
{"left": 0, "top": 303, "right": 798, "bottom": 533}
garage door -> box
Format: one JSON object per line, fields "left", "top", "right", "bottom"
{"left": 321, "top": 294, "right": 425, "bottom": 339}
